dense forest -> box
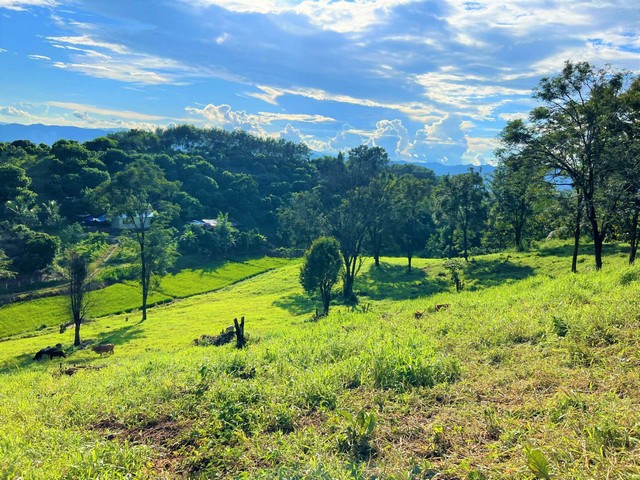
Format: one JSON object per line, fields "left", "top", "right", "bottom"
{"left": 0, "top": 62, "right": 639, "bottom": 292}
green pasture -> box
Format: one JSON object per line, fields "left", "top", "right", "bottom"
{"left": 2, "top": 245, "right": 640, "bottom": 478}
{"left": 0, "top": 257, "right": 291, "bottom": 340}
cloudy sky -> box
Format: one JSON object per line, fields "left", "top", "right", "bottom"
{"left": 1, "top": 0, "right": 639, "bottom": 164}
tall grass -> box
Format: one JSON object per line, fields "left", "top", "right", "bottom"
{"left": 1, "top": 246, "right": 640, "bottom": 478}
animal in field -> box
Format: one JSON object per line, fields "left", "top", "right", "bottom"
{"left": 92, "top": 343, "right": 114, "bottom": 355}
{"left": 33, "top": 346, "right": 67, "bottom": 361}
{"left": 414, "top": 310, "right": 424, "bottom": 319}
{"left": 435, "top": 303, "right": 450, "bottom": 312}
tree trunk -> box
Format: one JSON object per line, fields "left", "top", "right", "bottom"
{"left": 587, "top": 200, "right": 603, "bottom": 270}
{"left": 514, "top": 224, "right": 523, "bottom": 252}
{"left": 321, "top": 289, "right": 331, "bottom": 315}
{"left": 629, "top": 208, "right": 639, "bottom": 265}
{"left": 571, "top": 193, "right": 582, "bottom": 274}
{"left": 140, "top": 235, "right": 148, "bottom": 321}
{"left": 462, "top": 224, "right": 469, "bottom": 262}
{"left": 374, "top": 254, "right": 380, "bottom": 267}
{"left": 74, "top": 318, "right": 81, "bottom": 347}
{"left": 593, "top": 233, "right": 604, "bottom": 271}
{"left": 233, "top": 316, "right": 246, "bottom": 348}
{"left": 407, "top": 253, "right": 412, "bottom": 273}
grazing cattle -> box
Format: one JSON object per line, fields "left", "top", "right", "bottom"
{"left": 414, "top": 310, "right": 424, "bottom": 319}
{"left": 34, "top": 346, "right": 66, "bottom": 361}
{"left": 92, "top": 343, "right": 114, "bottom": 355}
{"left": 435, "top": 304, "right": 450, "bottom": 312}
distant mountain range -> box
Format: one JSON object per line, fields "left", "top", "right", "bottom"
{"left": 406, "top": 161, "right": 495, "bottom": 177}
{"left": 0, "top": 123, "right": 116, "bottom": 145}
{"left": 0, "top": 123, "right": 495, "bottom": 176}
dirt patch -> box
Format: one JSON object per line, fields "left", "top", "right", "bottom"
{"left": 92, "top": 415, "right": 194, "bottom": 477}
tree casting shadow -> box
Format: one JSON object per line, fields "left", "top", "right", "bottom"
{"left": 464, "top": 259, "right": 535, "bottom": 289}
{"left": 357, "top": 263, "right": 449, "bottom": 301}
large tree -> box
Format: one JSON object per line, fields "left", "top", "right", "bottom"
{"left": 490, "top": 149, "right": 553, "bottom": 251}
{"left": 391, "top": 175, "right": 433, "bottom": 272}
{"left": 299, "top": 236, "right": 343, "bottom": 315}
{"left": 433, "top": 170, "right": 487, "bottom": 261}
{"left": 98, "top": 157, "right": 178, "bottom": 320}
{"left": 501, "top": 61, "right": 632, "bottom": 270}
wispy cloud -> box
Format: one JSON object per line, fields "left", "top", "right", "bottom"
{"left": 47, "top": 101, "right": 167, "bottom": 121}
{"left": 0, "top": 105, "right": 33, "bottom": 118}
{"left": 185, "top": 0, "right": 420, "bottom": 33}
{"left": 0, "top": 0, "right": 56, "bottom": 11}
{"left": 28, "top": 54, "right": 51, "bottom": 60}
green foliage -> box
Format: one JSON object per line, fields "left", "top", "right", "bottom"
{"left": 333, "top": 409, "right": 376, "bottom": 458}
{"left": 300, "top": 236, "right": 342, "bottom": 314}
{"left": 443, "top": 258, "right": 464, "bottom": 292}
{"left": 523, "top": 445, "right": 552, "bottom": 479}
{"left": 5, "top": 224, "right": 59, "bottom": 274}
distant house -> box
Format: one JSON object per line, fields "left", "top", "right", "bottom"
{"left": 82, "top": 213, "right": 110, "bottom": 227}
{"left": 189, "top": 217, "right": 239, "bottom": 229}
{"left": 112, "top": 212, "right": 154, "bottom": 230}
{"left": 189, "top": 219, "right": 220, "bottom": 229}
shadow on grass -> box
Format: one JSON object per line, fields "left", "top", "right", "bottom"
{"left": 536, "top": 242, "right": 628, "bottom": 258}
{"left": 465, "top": 259, "right": 535, "bottom": 289}
{"left": 0, "top": 353, "right": 36, "bottom": 374}
{"left": 92, "top": 323, "right": 145, "bottom": 348}
{"left": 357, "top": 262, "right": 449, "bottom": 301}
{"left": 273, "top": 293, "right": 318, "bottom": 316}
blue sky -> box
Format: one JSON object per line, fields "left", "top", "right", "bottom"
{"left": 1, "top": 0, "right": 639, "bottom": 165}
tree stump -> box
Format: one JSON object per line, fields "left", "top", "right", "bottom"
{"left": 233, "top": 316, "right": 246, "bottom": 349}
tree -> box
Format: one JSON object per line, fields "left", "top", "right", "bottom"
{"left": 98, "top": 157, "right": 179, "bottom": 320}
{"left": 490, "top": 150, "right": 553, "bottom": 251}
{"left": 0, "top": 249, "right": 16, "bottom": 280}
{"left": 6, "top": 225, "right": 59, "bottom": 274}
{"left": 66, "top": 250, "right": 89, "bottom": 346}
{"left": 501, "top": 61, "right": 632, "bottom": 270}
{"left": 433, "top": 170, "right": 487, "bottom": 260}
{"left": 363, "top": 174, "right": 395, "bottom": 267}
{"left": 332, "top": 188, "right": 369, "bottom": 301}
{"left": 391, "top": 175, "right": 433, "bottom": 271}
{"left": 299, "top": 237, "right": 343, "bottom": 315}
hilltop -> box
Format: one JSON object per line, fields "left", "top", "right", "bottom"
{"left": 1, "top": 243, "right": 640, "bottom": 478}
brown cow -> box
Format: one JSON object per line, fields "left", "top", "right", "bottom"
{"left": 414, "top": 310, "right": 424, "bottom": 319}
{"left": 435, "top": 304, "right": 450, "bottom": 312}
{"left": 92, "top": 344, "right": 114, "bottom": 355}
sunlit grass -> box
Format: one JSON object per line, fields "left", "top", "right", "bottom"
{"left": 2, "top": 244, "right": 640, "bottom": 478}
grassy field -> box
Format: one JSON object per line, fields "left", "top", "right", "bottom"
{"left": 0, "top": 257, "right": 291, "bottom": 340}
{"left": 1, "top": 244, "right": 640, "bottom": 478}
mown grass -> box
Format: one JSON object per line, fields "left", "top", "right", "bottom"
{"left": 2, "top": 245, "right": 640, "bottom": 478}
{"left": 0, "top": 257, "right": 291, "bottom": 339}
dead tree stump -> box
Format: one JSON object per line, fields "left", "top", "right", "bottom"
{"left": 233, "top": 316, "right": 246, "bottom": 349}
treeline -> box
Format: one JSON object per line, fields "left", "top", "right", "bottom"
{"left": 0, "top": 61, "right": 638, "bottom": 287}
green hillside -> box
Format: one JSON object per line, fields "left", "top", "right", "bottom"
{"left": 2, "top": 246, "right": 640, "bottom": 479}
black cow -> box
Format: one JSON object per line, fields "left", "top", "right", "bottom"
{"left": 33, "top": 346, "right": 67, "bottom": 361}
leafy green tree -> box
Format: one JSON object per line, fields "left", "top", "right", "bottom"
{"left": 300, "top": 236, "right": 343, "bottom": 315}
{"left": 0, "top": 249, "right": 16, "bottom": 280}
{"left": 391, "top": 175, "right": 433, "bottom": 271}
{"left": 98, "top": 157, "right": 179, "bottom": 320}
{"left": 363, "top": 174, "right": 395, "bottom": 267}
{"left": 433, "top": 170, "right": 487, "bottom": 260}
{"left": 277, "top": 190, "right": 329, "bottom": 249}
{"left": 0, "top": 164, "right": 31, "bottom": 206}
{"left": 6, "top": 225, "right": 59, "bottom": 274}
{"left": 490, "top": 150, "right": 553, "bottom": 251}
{"left": 501, "top": 61, "right": 632, "bottom": 270}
